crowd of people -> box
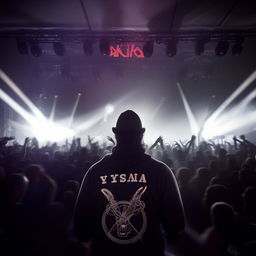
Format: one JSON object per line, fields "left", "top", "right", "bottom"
{"left": 0, "top": 131, "right": 255, "bottom": 256}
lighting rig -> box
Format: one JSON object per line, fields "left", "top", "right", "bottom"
{"left": 6, "top": 29, "right": 253, "bottom": 58}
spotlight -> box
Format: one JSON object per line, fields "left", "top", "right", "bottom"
{"left": 53, "top": 42, "right": 65, "bottom": 56}
{"left": 232, "top": 41, "right": 243, "bottom": 56}
{"left": 105, "top": 104, "right": 114, "bottom": 115}
{"left": 215, "top": 40, "right": 229, "bottom": 56}
{"left": 166, "top": 39, "right": 177, "bottom": 57}
{"left": 195, "top": 39, "right": 204, "bottom": 56}
{"left": 30, "top": 42, "right": 42, "bottom": 57}
{"left": 99, "top": 39, "right": 110, "bottom": 56}
{"left": 17, "top": 40, "right": 28, "bottom": 55}
{"left": 83, "top": 40, "right": 93, "bottom": 56}
{"left": 143, "top": 41, "right": 154, "bottom": 58}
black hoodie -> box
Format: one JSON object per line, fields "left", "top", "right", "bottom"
{"left": 74, "top": 149, "right": 184, "bottom": 256}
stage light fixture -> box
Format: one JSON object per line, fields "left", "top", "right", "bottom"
{"left": 232, "top": 41, "right": 243, "bottom": 56}
{"left": 195, "top": 39, "right": 204, "bottom": 56}
{"left": 143, "top": 41, "right": 154, "bottom": 58}
{"left": 99, "top": 39, "right": 110, "bottom": 56}
{"left": 17, "top": 40, "right": 28, "bottom": 55}
{"left": 166, "top": 39, "right": 177, "bottom": 57}
{"left": 215, "top": 40, "right": 229, "bottom": 56}
{"left": 83, "top": 40, "right": 93, "bottom": 56}
{"left": 30, "top": 42, "right": 42, "bottom": 57}
{"left": 53, "top": 42, "right": 65, "bottom": 56}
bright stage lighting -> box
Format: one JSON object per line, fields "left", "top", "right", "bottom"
{"left": 103, "top": 104, "right": 114, "bottom": 123}
{"left": 75, "top": 117, "right": 102, "bottom": 133}
{"left": 49, "top": 95, "right": 58, "bottom": 122}
{"left": 202, "top": 70, "right": 256, "bottom": 139}
{"left": 0, "top": 69, "right": 46, "bottom": 120}
{"left": 0, "top": 89, "right": 34, "bottom": 124}
{"left": 68, "top": 93, "right": 82, "bottom": 128}
{"left": 30, "top": 120, "right": 75, "bottom": 142}
{"left": 0, "top": 89, "right": 74, "bottom": 142}
{"left": 203, "top": 69, "right": 256, "bottom": 134}
{"left": 207, "top": 88, "right": 256, "bottom": 127}
{"left": 105, "top": 104, "right": 114, "bottom": 115}
{"left": 202, "top": 110, "right": 256, "bottom": 139}
{"left": 177, "top": 82, "right": 200, "bottom": 136}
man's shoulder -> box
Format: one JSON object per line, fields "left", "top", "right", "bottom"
{"left": 148, "top": 155, "right": 173, "bottom": 172}
{"left": 88, "top": 154, "right": 112, "bottom": 170}
{"left": 87, "top": 153, "right": 172, "bottom": 176}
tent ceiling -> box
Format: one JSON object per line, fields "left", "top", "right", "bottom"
{"left": 0, "top": 0, "right": 256, "bottom": 32}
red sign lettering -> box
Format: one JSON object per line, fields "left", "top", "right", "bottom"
{"left": 109, "top": 44, "right": 144, "bottom": 58}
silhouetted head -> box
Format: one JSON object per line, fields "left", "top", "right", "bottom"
{"left": 203, "top": 184, "right": 227, "bottom": 208}
{"left": 242, "top": 157, "right": 256, "bottom": 171}
{"left": 25, "top": 165, "right": 57, "bottom": 206}
{"left": 2, "top": 174, "right": 29, "bottom": 204}
{"left": 209, "top": 176, "right": 223, "bottom": 185}
{"left": 195, "top": 167, "right": 211, "bottom": 182}
{"left": 243, "top": 186, "right": 256, "bottom": 218}
{"left": 218, "top": 148, "right": 227, "bottom": 158}
{"left": 25, "top": 164, "right": 44, "bottom": 185}
{"left": 112, "top": 110, "right": 145, "bottom": 148}
{"left": 176, "top": 167, "right": 193, "bottom": 187}
{"left": 211, "top": 202, "right": 235, "bottom": 230}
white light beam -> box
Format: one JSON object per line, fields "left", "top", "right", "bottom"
{"left": 0, "top": 69, "right": 46, "bottom": 120}
{"left": 0, "top": 89, "right": 34, "bottom": 124}
{"left": 68, "top": 93, "right": 81, "bottom": 128}
{"left": 177, "top": 82, "right": 200, "bottom": 135}
{"left": 205, "top": 69, "right": 256, "bottom": 128}
{"left": 49, "top": 95, "right": 58, "bottom": 122}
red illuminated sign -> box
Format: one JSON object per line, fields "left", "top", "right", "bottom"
{"left": 109, "top": 44, "right": 144, "bottom": 58}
